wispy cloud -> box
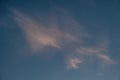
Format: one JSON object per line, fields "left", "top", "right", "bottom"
{"left": 66, "top": 57, "right": 83, "bottom": 70}
{"left": 10, "top": 8, "right": 116, "bottom": 70}
{"left": 74, "top": 37, "right": 115, "bottom": 68}
{"left": 97, "top": 53, "right": 116, "bottom": 64}
{"left": 11, "top": 9, "right": 78, "bottom": 52}
{"left": 77, "top": 46, "right": 115, "bottom": 64}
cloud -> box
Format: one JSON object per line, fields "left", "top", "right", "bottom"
{"left": 97, "top": 53, "right": 116, "bottom": 64}
{"left": 66, "top": 37, "right": 116, "bottom": 69}
{"left": 76, "top": 37, "right": 116, "bottom": 66}
{"left": 10, "top": 8, "right": 116, "bottom": 70}
{"left": 66, "top": 57, "right": 83, "bottom": 70}
{"left": 77, "top": 47, "right": 115, "bottom": 64}
{"left": 11, "top": 9, "right": 78, "bottom": 53}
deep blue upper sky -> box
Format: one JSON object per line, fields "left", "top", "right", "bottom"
{"left": 0, "top": 0, "right": 120, "bottom": 80}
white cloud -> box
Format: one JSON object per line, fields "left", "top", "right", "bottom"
{"left": 66, "top": 57, "right": 83, "bottom": 69}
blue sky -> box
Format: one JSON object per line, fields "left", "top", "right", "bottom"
{"left": 0, "top": 0, "right": 120, "bottom": 80}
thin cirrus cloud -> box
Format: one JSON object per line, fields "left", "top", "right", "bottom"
{"left": 76, "top": 45, "right": 115, "bottom": 64}
{"left": 97, "top": 53, "right": 116, "bottom": 64}
{"left": 12, "top": 9, "right": 78, "bottom": 52}
{"left": 68, "top": 37, "right": 116, "bottom": 69}
{"left": 64, "top": 37, "right": 116, "bottom": 69}
{"left": 10, "top": 8, "right": 116, "bottom": 70}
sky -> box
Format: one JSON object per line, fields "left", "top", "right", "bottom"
{"left": 0, "top": 0, "right": 120, "bottom": 80}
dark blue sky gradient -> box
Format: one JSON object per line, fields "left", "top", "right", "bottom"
{"left": 0, "top": 0, "right": 120, "bottom": 80}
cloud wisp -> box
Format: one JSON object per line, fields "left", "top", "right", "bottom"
{"left": 76, "top": 43, "right": 115, "bottom": 64}
{"left": 66, "top": 57, "right": 83, "bottom": 70}
{"left": 10, "top": 8, "right": 116, "bottom": 70}
{"left": 66, "top": 37, "right": 116, "bottom": 69}
{"left": 12, "top": 9, "right": 78, "bottom": 52}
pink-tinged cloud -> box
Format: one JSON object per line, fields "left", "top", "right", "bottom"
{"left": 66, "top": 37, "right": 116, "bottom": 69}
{"left": 10, "top": 8, "right": 116, "bottom": 70}
{"left": 97, "top": 54, "right": 116, "bottom": 64}
{"left": 12, "top": 9, "right": 78, "bottom": 53}
{"left": 77, "top": 47, "right": 115, "bottom": 64}
{"left": 76, "top": 37, "right": 116, "bottom": 66}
